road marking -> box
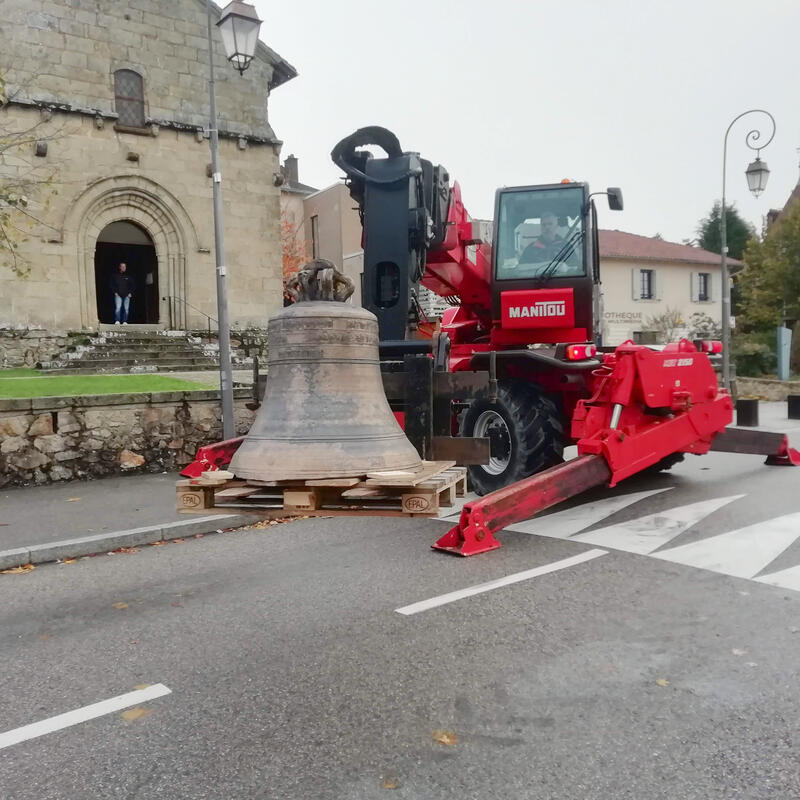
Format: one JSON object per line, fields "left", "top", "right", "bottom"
{"left": 653, "top": 511, "right": 800, "bottom": 579}
{"left": 395, "top": 549, "right": 607, "bottom": 615}
{"left": 755, "top": 563, "right": 800, "bottom": 591}
{"left": 0, "top": 683, "right": 172, "bottom": 750}
{"left": 505, "top": 488, "right": 671, "bottom": 538}
{"left": 570, "top": 495, "right": 745, "bottom": 555}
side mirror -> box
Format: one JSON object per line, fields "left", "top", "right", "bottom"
{"left": 607, "top": 187, "right": 624, "bottom": 211}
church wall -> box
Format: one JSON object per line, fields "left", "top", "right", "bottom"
{"left": 1, "top": 102, "right": 283, "bottom": 331}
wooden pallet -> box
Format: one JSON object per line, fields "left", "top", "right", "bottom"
{"left": 176, "top": 461, "right": 467, "bottom": 518}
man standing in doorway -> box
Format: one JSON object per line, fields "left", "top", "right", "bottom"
{"left": 111, "top": 262, "right": 135, "bottom": 325}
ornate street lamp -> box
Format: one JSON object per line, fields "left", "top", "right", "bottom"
{"left": 744, "top": 156, "right": 770, "bottom": 198}
{"left": 205, "top": 0, "right": 263, "bottom": 439}
{"left": 217, "top": 1, "right": 263, "bottom": 76}
{"left": 720, "top": 109, "right": 776, "bottom": 390}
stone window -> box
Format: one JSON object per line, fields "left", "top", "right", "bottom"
{"left": 114, "top": 69, "right": 146, "bottom": 128}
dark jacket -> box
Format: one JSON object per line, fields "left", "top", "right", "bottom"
{"left": 111, "top": 272, "right": 136, "bottom": 297}
{"left": 519, "top": 236, "right": 565, "bottom": 263}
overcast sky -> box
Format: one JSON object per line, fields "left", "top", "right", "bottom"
{"left": 256, "top": 0, "right": 799, "bottom": 245}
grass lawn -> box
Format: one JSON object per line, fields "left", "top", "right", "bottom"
{"left": 0, "top": 371, "right": 216, "bottom": 399}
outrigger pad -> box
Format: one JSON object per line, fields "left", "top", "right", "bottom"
{"left": 710, "top": 428, "right": 800, "bottom": 466}
{"left": 433, "top": 516, "right": 503, "bottom": 557}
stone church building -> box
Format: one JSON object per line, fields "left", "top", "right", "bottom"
{"left": 0, "top": 0, "right": 295, "bottom": 336}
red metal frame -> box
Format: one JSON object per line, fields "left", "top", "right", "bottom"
{"left": 434, "top": 339, "right": 735, "bottom": 555}
{"left": 180, "top": 436, "right": 244, "bottom": 478}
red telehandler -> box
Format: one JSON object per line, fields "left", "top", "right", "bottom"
{"left": 184, "top": 126, "right": 799, "bottom": 555}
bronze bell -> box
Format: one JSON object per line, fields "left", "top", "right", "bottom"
{"left": 229, "top": 261, "right": 422, "bottom": 481}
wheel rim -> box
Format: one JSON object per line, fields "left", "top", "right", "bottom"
{"left": 473, "top": 409, "right": 511, "bottom": 475}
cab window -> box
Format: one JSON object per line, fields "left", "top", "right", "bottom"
{"left": 495, "top": 186, "right": 586, "bottom": 280}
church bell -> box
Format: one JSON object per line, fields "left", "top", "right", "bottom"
{"left": 229, "top": 261, "right": 422, "bottom": 482}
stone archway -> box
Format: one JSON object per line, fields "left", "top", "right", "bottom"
{"left": 64, "top": 175, "right": 200, "bottom": 330}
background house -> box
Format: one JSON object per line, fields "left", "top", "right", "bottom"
{"left": 0, "top": 0, "right": 295, "bottom": 334}
{"left": 598, "top": 230, "right": 732, "bottom": 345}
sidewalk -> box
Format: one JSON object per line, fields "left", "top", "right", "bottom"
{"left": 1, "top": 472, "right": 191, "bottom": 551}
{"left": 0, "top": 471, "right": 256, "bottom": 569}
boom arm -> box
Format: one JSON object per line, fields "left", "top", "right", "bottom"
{"left": 332, "top": 127, "right": 492, "bottom": 341}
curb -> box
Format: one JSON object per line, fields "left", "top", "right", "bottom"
{"left": 0, "top": 513, "right": 255, "bottom": 571}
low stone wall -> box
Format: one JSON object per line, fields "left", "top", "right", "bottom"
{"left": 0, "top": 328, "right": 73, "bottom": 368}
{"left": 0, "top": 389, "right": 255, "bottom": 487}
{"left": 736, "top": 377, "right": 800, "bottom": 401}
{"left": 193, "top": 327, "right": 270, "bottom": 365}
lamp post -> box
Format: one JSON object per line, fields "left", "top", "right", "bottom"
{"left": 205, "top": 0, "right": 262, "bottom": 440}
{"left": 720, "top": 109, "right": 775, "bottom": 390}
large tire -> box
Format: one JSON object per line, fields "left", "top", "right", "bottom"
{"left": 460, "top": 380, "right": 564, "bottom": 496}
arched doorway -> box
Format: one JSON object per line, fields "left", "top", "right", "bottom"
{"left": 94, "top": 221, "right": 159, "bottom": 324}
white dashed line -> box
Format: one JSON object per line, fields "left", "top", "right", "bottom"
{"left": 395, "top": 549, "right": 607, "bottom": 615}
{"left": 0, "top": 683, "right": 172, "bottom": 750}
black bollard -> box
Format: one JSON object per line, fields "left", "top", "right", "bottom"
{"left": 736, "top": 398, "right": 759, "bottom": 427}
{"left": 789, "top": 395, "right": 800, "bottom": 420}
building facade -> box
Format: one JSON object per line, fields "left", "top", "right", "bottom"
{"left": 598, "top": 230, "right": 731, "bottom": 345}
{"left": 301, "top": 182, "right": 365, "bottom": 304}
{"left": 0, "top": 0, "right": 295, "bottom": 333}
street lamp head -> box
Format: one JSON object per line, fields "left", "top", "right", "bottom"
{"left": 216, "top": 1, "right": 262, "bottom": 76}
{"left": 745, "top": 155, "right": 770, "bottom": 198}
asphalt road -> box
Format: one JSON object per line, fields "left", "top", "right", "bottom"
{"left": 1, "top": 450, "right": 800, "bottom": 799}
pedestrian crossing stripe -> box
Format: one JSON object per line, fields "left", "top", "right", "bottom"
{"left": 570, "top": 495, "right": 745, "bottom": 555}
{"left": 653, "top": 511, "right": 800, "bottom": 579}
{"left": 437, "top": 490, "right": 800, "bottom": 591}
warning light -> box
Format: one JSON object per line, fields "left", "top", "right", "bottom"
{"left": 566, "top": 344, "right": 597, "bottom": 360}
{"left": 560, "top": 178, "right": 572, "bottom": 184}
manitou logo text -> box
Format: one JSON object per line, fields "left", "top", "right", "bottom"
{"left": 508, "top": 301, "right": 566, "bottom": 319}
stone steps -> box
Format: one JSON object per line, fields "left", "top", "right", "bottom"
{"left": 38, "top": 330, "right": 223, "bottom": 374}
{"left": 40, "top": 363, "right": 223, "bottom": 375}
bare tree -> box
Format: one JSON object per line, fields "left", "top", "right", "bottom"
{"left": 645, "top": 306, "right": 685, "bottom": 344}
{"left": 0, "top": 71, "right": 64, "bottom": 277}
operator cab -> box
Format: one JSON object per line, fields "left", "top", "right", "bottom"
{"left": 495, "top": 184, "right": 587, "bottom": 281}
{"left": 491, "top": 182, "right": 621, "bottom": 345}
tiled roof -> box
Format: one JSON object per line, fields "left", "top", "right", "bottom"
{"left": 599, "top": 230, "right": 742, "bottom": 267}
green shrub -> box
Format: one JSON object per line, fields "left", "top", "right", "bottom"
{"left": 732, "top": 331, "right": 776, "bottom": 377}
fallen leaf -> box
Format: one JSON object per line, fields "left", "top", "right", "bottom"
{"left": 66, "top": 497, "right": 81, "bottom": 502}
{"left": 112, "top": 601, "right": 129, "bottom": 610}
{"left": 60, "top": 558, "right": 77, "bottom": 565}
{"left": 432, "top": 729, "right": 458, "bottom": 746}
{"left": 171, "top": 538, "right": 185, "bottom": 544}
{"left": 150, "top": 540, "right": 168, "bottom": 547}
{"left": 381, "top": 778, "right": 400, "bottom": 790}
{"left": 121, "top": 707, "right": 152, "bottom": 722}
{"left": 111, "top": 547, "right": 139, "bottom": 555}
{"left": 133, "top": 684, "right": 151, "bottom": 690}
{"left": 129, "top": 639, "right": 138, "bottom": 645}
{"left": 37, "top": 632, "right": 51, "bottom": 640}
{"left": 194, "top": 534, "right": 204, "bottom": 539}
{"left": 655, "top": 678, "right": 670, "bottom": 687}
{"left": 1, "top": 563, "right": 35, "bottom": 574}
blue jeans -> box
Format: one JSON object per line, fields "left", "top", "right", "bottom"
{"left": 114, "top": 294, "right": 131, "bottom": 323}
